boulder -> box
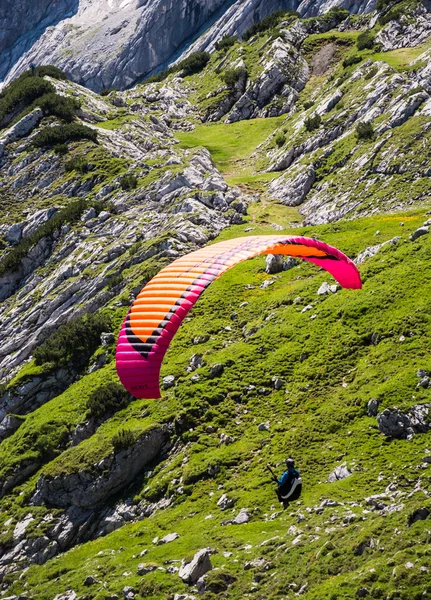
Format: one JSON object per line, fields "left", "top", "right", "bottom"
{"left": 217, "top": 493, "right": 234, "bottom": 511}
{"left": 377, "top": 405, "right": 430, "bottom": 439}
{"left": 328, "top": 465, "right": 352, "bottom": 482}
{"left": 265, "top": 254, "right": 284, "bottom": 274}
{"left": 178, "top": 548, "right": 212, "bottom": 584}
{"left": 367, "top": 399, "right": 380, "bottom": 417}
{"left": 232, "top": 508, "right": 250, "bottom": 524}
{"left": 163, "top": 375, "right": 175, "bottom": 390}
{"left": 410, "top": 226, "right": 429, "bottom": 241}
{"left": 210, "top": 364, "right": 224, "bottom": 378}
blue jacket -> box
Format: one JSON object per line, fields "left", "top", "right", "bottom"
{"left": 279, "top": 466, "right": 299, "bottom": 486}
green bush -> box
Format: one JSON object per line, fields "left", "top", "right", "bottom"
{"left": 0, "top": 197, "right": 87, "bottom": 276}
{"left": 243, "top": 10, "right": 298, "bottom": 41}
{"left": 275, "top": 132, "right": 286, "bottom": 147}
{"left": 365, "top": 66, "right": 379, "bottom": 80}
{"left": 357, "top": 31, "right": 376, "bottom": 50}
{"left": 65, "top": 155, "right": 90, "bottom": 173}
{"left": 112, "top": 429, "right": 135, "bottom": 452}
{"left": 34, "top": 312, "right": 110, "bottom": 370}
{"left": 303, "top": 100, "right": 314, "bottom": 110}
{"left": 106, "top": 274, "right": 123, "bottom": 290}
{"left": 32, "top": 123, "right": 97, "bottom": 147}
{"left": 120, "top": 173, "right": 138, "bottom": 190}
{"left": 146, "top": 51, "right": 210, "bottom": 84}
{"left": 215, "top": 35, "right": 237, "bottom": 52}
{"left": 54, "top": 144, "right": 69, "bottom": 155}
{"left": 100, "top": 88, "right": 117, "bottom": 96}
{"left": 221, "top": 67, "right": 243, "bottom": 87}
{"left": 343, "top": 54, "right": 362, "bottom": 68}
{"left": 26, "top": 65, "right": 67, "bottom": 81}
{"left": 86, "top": 383, "right": 130, "bottom": 419}
{"left": 33, "top": 92, "right": 80, "bottom": 122}
{"left": 356, "top": 121, "right": 374, "bottom": 140}
{"left": 0, "top": 77, "right": 54, "bottom": 125}
{"left": 304, "top": 114, "right": 322, "bottom": 132}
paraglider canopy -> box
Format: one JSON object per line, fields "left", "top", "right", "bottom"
{"left": 116, "top": 235, "right": 361, "bottom": 399}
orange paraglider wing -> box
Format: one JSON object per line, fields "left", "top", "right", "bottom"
{"left": 116, "top": 235, "right": 361, "bottom": 398}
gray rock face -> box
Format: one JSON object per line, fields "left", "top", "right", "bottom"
{"left": 377, "top": 405, "right": 430, "bottom": 439}
{"left": 178, "top": 548, "right": 212, "bottom": 584}
{"left": 376, "top": 5, "right": 431, "bottom": 51}
{"left": 1, "top": 0, "right": 233, "bottom": 92}
{"left": 32, "top": 424, "right": 172, "bottom": 508}
{"left": 0, "top": 0, "right": 378, "bottom": 92}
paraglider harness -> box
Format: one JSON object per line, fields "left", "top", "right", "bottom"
{"left": 267, "top": 463, "right": 302, "bottom": 504}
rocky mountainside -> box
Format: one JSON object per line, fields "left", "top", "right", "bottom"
{"left": 1, "top": 0, "right": 378, "bottom": 92}
{"left": 1, "top": 2, "right": 431, "bottom": 599}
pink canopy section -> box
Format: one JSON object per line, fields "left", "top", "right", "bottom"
{"left": 116, "top": 235, "right": 362, "bottom": 399}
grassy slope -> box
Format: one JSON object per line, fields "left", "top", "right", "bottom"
{"left": 4, "top": 205, "right": 431, "bottom": 600}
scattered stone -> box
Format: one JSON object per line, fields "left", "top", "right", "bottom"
{"left": 188, "top": 354, "right": 203, "bottom": 371}
{"left": 405, "top": 562, "right": 415, "bottom": 569}
{"left": 317, "top": 282, "right": 337, "bottom": 295}
{"left": 163, "top": 375, "right": 175, "bottom": 389}
{"left": 261, "top": 279, "right": 275, "bottom": 289}
{"left": 123, "top": 587, "right": 135, "bottom": 600}
{"left": 244, "top": 557, "right": 268, "bottom": 571}
{"left": 137, "top": 563, "right": 157, "bottom": 575}
{"left": 191, "top": 374, "right": 200, "bottom": 383}
{"left": 367, "top": 399, "right": 380, "bottom": 417}
{"left": 265, "top": 254, "right": 284, "bottom": 274}
{"left": 258, "top": 422, "right": 270, "bottom": 431}
{"left": 284, "top": 257, "right": 297, "bottom": 270}
{"left": 272, "top": 377, "right": 284, "bottom": 390}
{"left": 84, "top": 575, "right": 97, "bottom": 586}
{"left": 193, "top": 335, "right": 209, "bottom": 345}
{"left": 219, "top": 432, "right": 234, "bottom": 445}
{"left": 158, "top": 532, "right": 179, "bottom": 545}
{"left": 418, "top": 377, "right": 430, "bottom": 389}
{"left": 232, "top": 508, "right": 251, "bottom": 524}
{"left": 53, "top": 593, "right": 78, "bottom": 600}
{"left": 410, "top": 226, "right": 429, "bottom": 241}
{"left": 356, "top": 588, "right": 370, "bottom": 598}
{"left": 217, "top": 494, "right": 234, "bottom": 511}
{"left": 408, "top": 507, "right": 430, "bottom": 526}
{"left": 328, "top": 465, "right": 352, "bottom": 482}
{"left": 210, "top": 364, "right": 224, "bottom": 377}
{"left": 178, "top": 548, "right": 212, "bottom": 584}
{"left": 301, "top": 305, "right": 313, "bottom": 313}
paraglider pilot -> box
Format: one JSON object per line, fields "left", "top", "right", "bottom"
{"left": 267, "top": 458, "right": 302, "bottom": 508}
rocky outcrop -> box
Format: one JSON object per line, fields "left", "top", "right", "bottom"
{"left": 269, "top": 165, "right": 315, "bottom": 206}
{"left": 179, "top": 548, "right": 213, "bottom": 584}
{"left": 0, "top": 367, "right": 75, "bottom": 441}
{"left": 376, "top": 5, "right": 431, "bottom": 51}
{"left": 32, "top": 424, "right": 172, "bottom": 508}
{"left": 377, "top": 404, "right": 430, "bottom": 439}
{"left": 226, "top": 35, "right": 309, "bottom": 122}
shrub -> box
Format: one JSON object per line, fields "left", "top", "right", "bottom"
{"left": 357, "top": 31, "right": 376, "bottom": 50}
{"left": 32, "top": 123, "right": 97, "bottom": 147}
{"left": 100, "top": 88, "right": 117, "bottom": 96}
{"left": 120, "top": 173, "right": 138, "bottom": 190}
{"left": 28, "top": 65, "right": 67, "bottom": 81}
{"left": 65, "top": 155, "right": 90, "bottom": 173}
{"left": 365, "top": 66, "right": 379, "bottom": 80}
{"left": 112, "top": 429, "right": 135, "bottom": 452}
{"left": 303, "top": 100, "right": 314, "bottom": 110}
{"left": 275, "top": 132, "right": 286, "bottom": 147}
{"left": 146, "top": 51, "right": 210, "bottom": 83}
{"left": 215, "top": 35, "right": 237, "bottom": 51}
{"left": 356, "top": 121, "right": 374, "bottom": 140}
{"left": 304, "top": 113, "right": 322, "bottom": 132}
{"left": 242, "top": 10, "right": 299, "bottom": 40}
{"left": 106, "top": 273, "right": 123, "bottom": 290}
{"left": 343, "top": 54, "right": 362, "bottom": 68}
{"left": 179, "top": 52, "right": 210, "bottom": 76}
{"left": 221, "top": 67, "right": 243, "bottom": 87}
{"left": 54, "top": 144, "right": 69, "bottom": 155}
{"left": 33, "top": 312, "right": 110, "bottom": 370}
{"left": 86, "top": 383, "right": 130, "bottom": 419}
{"left": 0, "top": 77, "right": 54, "bottom": 125}
{"left": 33, "top": 92, "right": 81, "bottom": 122}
